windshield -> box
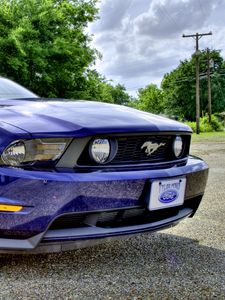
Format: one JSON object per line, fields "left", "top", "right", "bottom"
{"left": 0, "top": 77, "right": 38, "bottom": 100}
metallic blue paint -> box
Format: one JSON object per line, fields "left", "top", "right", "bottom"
{"left": 0, "top": 156, "right": 207, "bottom": 182}
{"left": 0, "top": 100, "right": 191, "bottom": 138}
{"left": 0, "top": 157, "right": 207, "bottom": 240}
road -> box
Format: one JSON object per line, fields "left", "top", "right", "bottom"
{"left": 0, "top": 141, "right": 224, "bottom": 300}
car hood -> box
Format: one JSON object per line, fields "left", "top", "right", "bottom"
{"left": 0, "top": 100, "right": 191, "bottom": 137}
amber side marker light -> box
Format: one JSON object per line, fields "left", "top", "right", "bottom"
{"left": 0, "top": 204, "right": 23, "bottom": 212}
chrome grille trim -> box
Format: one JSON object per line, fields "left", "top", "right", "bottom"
{"left": 77, "top": 133, "right": 191, "bottom": 167}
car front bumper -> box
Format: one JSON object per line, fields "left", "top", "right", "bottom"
{"left": 0, "top": 156, "right": 208, "bottom": 253}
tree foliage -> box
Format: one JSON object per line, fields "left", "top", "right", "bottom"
{"left": 0, "top": 0, "right": 99, "bottom": 98}
{"left": 161, "top": 49, "right": 225, "bottom": 121}
{"left": 133, "top": 84, "right": 164, "bottom": 114}
{"left": 80, "top": 70, "right": 132, "bottom": 104}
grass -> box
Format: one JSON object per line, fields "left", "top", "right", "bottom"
{"left": 191, "top": 131, "right": 225, "bottom": 143}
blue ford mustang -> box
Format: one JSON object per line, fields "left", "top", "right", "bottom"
{"left": 0, "top": 77, "right": 208, "bottom": 253}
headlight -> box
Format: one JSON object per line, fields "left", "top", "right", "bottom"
{"left": 1, "top": 138, "right": 72, "bottom": 166}
{"left": 90, "top": 139, "right": 110, "bottom": 164}
{"left": 173, "top": 136, "right": 183, "bottom": 158}
{"left": 1, "top": 141, "right": 26, "bottom": 166}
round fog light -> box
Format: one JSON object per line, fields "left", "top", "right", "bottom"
{"left": 90, "top": 139, "right": 110, "bottom": 164}
{"left": 173, "top": 136, "right": 183, "bottom": 158}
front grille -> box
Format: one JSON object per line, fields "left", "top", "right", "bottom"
{"left": 77, "top": 134, "right": 190, "bottom": 166}
{"left": 49, "top": 207, "right": 179, "bottom": 230}
{"left": 48, "top": 197, "right": 201, "bottom": 231}
{"left": 112, "top": 135, "right": 171, "bottom": 164}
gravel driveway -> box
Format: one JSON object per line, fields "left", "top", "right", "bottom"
{"left": 0, "top": 141, "right": 224, "bottom": 300}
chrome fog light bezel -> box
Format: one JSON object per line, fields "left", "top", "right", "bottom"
{"left": 173, "top": 136, "right": 184, "bottom": 158}
{"left": 89, "top": 138, "right": 118, "bottom": 165}
{"left": 89, "top": 138, "right": 111, "bottom": 164}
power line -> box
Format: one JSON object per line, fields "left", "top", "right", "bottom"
{"left": 159, "top": 6, "right": 178, "bottom": 29}
{"left": 182, "top": 32, "right": 212, "bottom": 134}
{"left": 198, "top": 0, "right": 207, "bottom": 21}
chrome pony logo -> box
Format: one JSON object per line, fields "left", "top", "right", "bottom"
{"left": 141, "top": 141, "right": 165, "bottom": 156}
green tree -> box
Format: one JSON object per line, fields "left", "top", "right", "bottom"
{"left": 134, "top": 84, "right": 164, "bottom": 114}
{"left": 0, "top": 0, "right": 99, "bottom": 98}
{"left": 161, "top": 49, "right": 225, "bottom": 120}
{"left": 83, "top": 70, "right": 114, "bottom": 102}
{"left": 81, "top": 70, "right": 132, "bottom": 104}
{"left": 109, "top": 83, "right": 130, "bottom": 105}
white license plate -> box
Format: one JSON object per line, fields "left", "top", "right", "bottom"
{"left": 148, "top": 177, "right": 186, "bottom": 210}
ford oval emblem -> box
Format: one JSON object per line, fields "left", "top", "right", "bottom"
{"left": 159, "top": 189, "right": 178, "bottom": 203}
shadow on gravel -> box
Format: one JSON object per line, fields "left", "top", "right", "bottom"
{"left": 0, "top": 232, "right": 224, "bottom": 299}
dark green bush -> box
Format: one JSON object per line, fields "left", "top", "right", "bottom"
{"left": 185, "top": 115, "right": 224, "bottom": 133}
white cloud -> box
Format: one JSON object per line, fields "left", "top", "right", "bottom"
{"left": 91, "top": 0, "right": 132, "bottom": 32}
{"left": 134, "top": 0, "right": 215, "bottom": 38}
{"left": 89, "top": 0, "right": 225, "bottom": 95}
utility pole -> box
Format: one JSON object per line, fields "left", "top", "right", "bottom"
{"left": 207, "top": 48, "right": 213, "bottom": 123}
{"left": 182, "top": 32, "right": 212, "bottom": 134}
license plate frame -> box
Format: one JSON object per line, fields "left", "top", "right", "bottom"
{"left": 148, "top": 177, "right": 186, "bottom": 211}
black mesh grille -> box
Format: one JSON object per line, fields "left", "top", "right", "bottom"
{"left": 49, "top": 207, "right": 179, "bottom": 230}
{"left": 112, "top": 135, "right": 171, "bottom": 164}
{"left": 48, "top": 198, "right": 201, "bottom": 231}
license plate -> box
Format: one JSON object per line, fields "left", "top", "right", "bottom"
{"left": 148, "top": 177, "right": 186, "bottom": 210}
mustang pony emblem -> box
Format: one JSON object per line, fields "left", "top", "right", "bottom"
{"left": 141, "top": 141, "right": 166, "bottom": 156}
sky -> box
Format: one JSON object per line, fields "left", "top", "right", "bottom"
{"left": 88, "top": 0, "right": 225, "bottom": 96}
